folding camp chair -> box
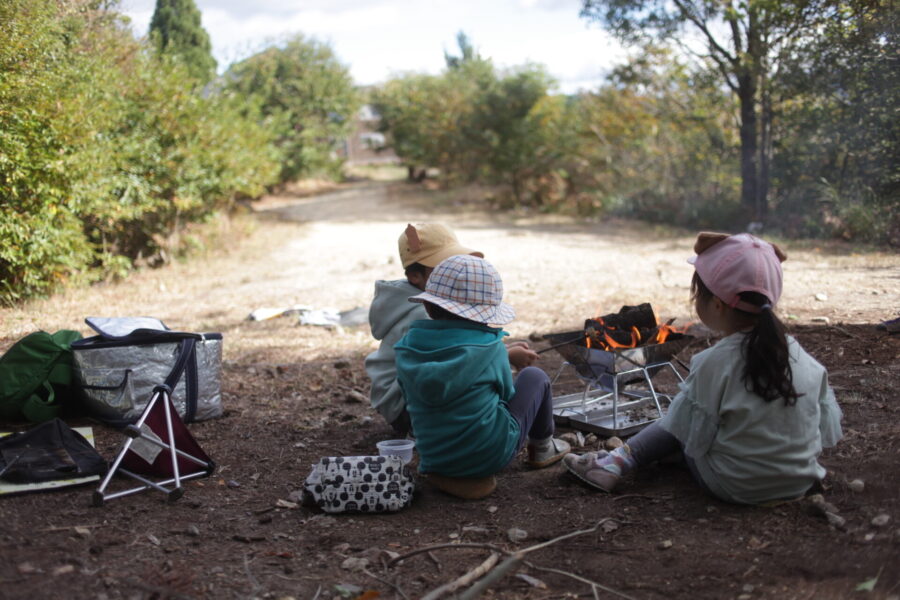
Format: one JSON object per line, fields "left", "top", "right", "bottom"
{"left": 93, "top": 383, "right": 214, "bottom": 506}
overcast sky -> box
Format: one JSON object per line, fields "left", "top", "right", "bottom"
{"left": 118, "top": 0, "right": 628, "bottom": 94}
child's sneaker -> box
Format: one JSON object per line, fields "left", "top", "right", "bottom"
{"left": 525, "top": 436, "right": 571, "bottom": 468}
{"left": 563, "top": 447, "right": 634, "bottom": 492}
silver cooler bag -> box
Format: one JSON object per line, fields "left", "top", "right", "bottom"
{"left": 72, "top": 317, "right": 223, "bottom": 425}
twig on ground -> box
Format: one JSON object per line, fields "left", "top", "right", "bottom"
{"left": 523, "top": 561, "right": 638, "bottom": 600}
{"left": 421, "top": 552, "right": 499, "bottom": 600}
{"left": 311, "top": 585, "right": 321, "bottom": 600}
{"left": 458, "top": 554, "right": 522, "bottom": 600}
{"left": 827, "top": 325, "right": 859, "bottom": 339}
{"left": 387, "top": 542, "right": 510, "bottom": 568}
{"left": 426, "top": 550, "right": 443, "bottom": 573}
{"left": 243, "top": 553, "right": 260, "bottom": 592}
{"left": 611, "top": 494, "right": 656, "bottom": 502}
{"left": 363, "top": 568, "right": 409, "bottom": 600}
{"left": 458, "top": 519, "right": 620, "bottom": 600}
{"left": 39, "top": 524, "right": 103, "bottom": 533}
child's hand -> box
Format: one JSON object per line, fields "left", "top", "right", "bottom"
{"left": 507, "top": 343, "right": 539, "bottom": 370}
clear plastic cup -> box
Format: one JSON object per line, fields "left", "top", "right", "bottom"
{"left": 376, "top": 439, "right": 415, "bottom": 464}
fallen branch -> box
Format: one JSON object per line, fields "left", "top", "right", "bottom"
{"left": 363, "top": 568, "right": 409, "bottom": 600}
{"left": 459, "top": 519, "right": 619, "bottom": 600}
{"left": 523, "top": 560, "right": 638, "bottom": 600}
{"left": 458, "top": 554, "right": 521, "bottom": 600}
{"left": 387, "top": 542, "right": 510, "bottom": 568}
{"left": 421, "top": 552, "right": 499, "bottom": 600}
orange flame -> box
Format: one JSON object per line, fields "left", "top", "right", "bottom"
{"left": 586, "top": 313, "right": 691, "bottom": 351}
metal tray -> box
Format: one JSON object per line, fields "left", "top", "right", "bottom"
{"left": 552, "top": 388, "right": 673, "bottom": 437}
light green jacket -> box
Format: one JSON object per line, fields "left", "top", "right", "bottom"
{"left": 660, "top": 333, "right": 843, "bottom": 504}
{"left": 364, "top": 280, "right": 427, "bottom": 424}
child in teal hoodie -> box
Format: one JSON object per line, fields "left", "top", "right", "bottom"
{"left": 394, "top": 255, "right": 570, "bottom": 479}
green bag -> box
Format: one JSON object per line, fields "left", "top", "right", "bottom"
{"left": 0, "top": 330, "right": 83, "bottom": 422}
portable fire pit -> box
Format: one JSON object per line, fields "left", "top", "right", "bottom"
{"left": 543, "top": 303, "right": 694, "bottom": 437}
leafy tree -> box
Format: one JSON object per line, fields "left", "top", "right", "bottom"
{"left": 770, "top": 0, "right": 898, "bottom": 242}
{"left": 562, "top": 46, "right": 740, "bottom": 223}
{"left": 581, "top": 0, "right": 841, "bottom": 222}
{"left": 224, "top": 35, "right": 361, "bottom": 184}
{"left": 149, "top": 0, "right": 217, "bottom": 83}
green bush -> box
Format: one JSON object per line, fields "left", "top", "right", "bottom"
{"left": 0, "top": 0, "right": 281, "bottom": 304}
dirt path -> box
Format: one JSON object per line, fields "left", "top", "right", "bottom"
{"left": 1, "top": 179, "right": 898, "bottom": 600}
{"left": 3, "top": 179, "right": 896, "bottom": 358}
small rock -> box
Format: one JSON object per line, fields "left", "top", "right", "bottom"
{"left": 507, "top": 528, "right": 528, "bottom": 543}
{"left": 559, "top": 432, "right": 579, "bottom": 447}
{"left": 826, "top": 512, "right": 846, "bottom": 529}
{"left": 815, "top": 292, "right": 828, "bottom": 301}
{"left": 332, "top": 542, "right": 350, "bottom": 553}
{"left": 605, "top": 436, "right": 624, "bottom": 450}
{"left": 147, "top": 533, "right": 161, "bottom": 546}
{"left": 345, "top": 390, "right": 367, "bottom": 404}
{"left": 448, "top": 532, "right": 459, "bottom": 539}
{"left": 864, "top": 532, "right": 876, "bottom": 542}
{"left": 742, "top": 584, "right": 755, "bottom": 593}
{"left": 848, "top": 479, "right": 865, "bottom": 493}
{"left": 226, "top": 480, "right": 241, "bottom": 488}
{"left": 340, "top": 557, "right": 369, "bottom": 571}
{"left": 487, "top": 506, "right": 498, "bottom": 514}
{"left": 601, "top": 520, "right": 619, "bottom": 533}
{"left": 17, "top": 562, "right": 38, "bottom": 574}
{"left": 871, "top": 514, "right": 891, "bottom": 528}
{"left": 186, "top": 525, "right": 200, "bottom": 537}
{"left": 52, "top": 565, "right": 75, "bottom": 576}
{"left": 74, "top": 526, "right": 91, "bottom": 538}
{"left": 807, "top": 494, "right": 839, "bottom": 516}
{"left": 658, "top": 539, "right": 673, "bottom": 550}
{"left": 584, "top": 434, "right": 598, "bottom": 447}
{"left": 811, "top": 316, "right": 830, "bottom": 325}
{"left": 276, "top": 499, "right": 299, "bottom": 509}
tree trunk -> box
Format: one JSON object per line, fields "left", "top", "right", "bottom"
{"left": 738, "top": 72, "right": 760, "bottom": 222}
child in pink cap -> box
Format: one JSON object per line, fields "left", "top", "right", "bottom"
{"left": 564, "top": 233, "right": 843, "bottom": 504}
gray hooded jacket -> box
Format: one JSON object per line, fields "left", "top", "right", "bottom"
{"left": 365, "top": 279, "right": 428, "bottom": 424}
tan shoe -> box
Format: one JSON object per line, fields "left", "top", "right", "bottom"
{"left": 525, "top": 437, "right": 571, "bottom": 468}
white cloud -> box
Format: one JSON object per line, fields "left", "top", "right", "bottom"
{"left": 118, "top": 0, "right": 625, "bottom": 92}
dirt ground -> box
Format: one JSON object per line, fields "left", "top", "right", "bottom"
{"left": 0, "top": 178, "right": 898, "bottom": 600}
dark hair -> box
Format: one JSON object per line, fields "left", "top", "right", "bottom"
{"left": 691, "top": 272, "right": 799, "bottom": 405}
{"left": 404, "top": 262, "right": 428, "bottom": 278}
{"left": 424, "top": 302, "right": 472, "bottom": 322}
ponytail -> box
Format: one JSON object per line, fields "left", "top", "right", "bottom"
{"left": 691, "top": 273, "right": 800, "bottom": 405}
{"left": 740, "top": 295, "right": 800, "bottom": 405}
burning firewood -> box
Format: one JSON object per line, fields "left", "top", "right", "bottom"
{"left": 584, "top": 303, "right": 688, "bottom": 350}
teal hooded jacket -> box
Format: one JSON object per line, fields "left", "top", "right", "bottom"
{"left": 394, "top": 319, "right": 520, "bottom": 478}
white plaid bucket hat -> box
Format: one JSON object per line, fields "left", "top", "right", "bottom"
{"left": 408, "top": 255, "right": 516, "bottom": 326}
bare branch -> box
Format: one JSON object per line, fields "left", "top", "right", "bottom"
{"left": 387, "top": 542, "right": 510, "bottom": 568}
{"left": 671, "top": 0, "right": 737, "bottom": 65}
{"left": 523, "top": 560, "right": 640, "bottom": 600}
{"left": 421, "top": 552, "right": 499, "bottom": 600}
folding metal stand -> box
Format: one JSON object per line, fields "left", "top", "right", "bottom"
{"left": 93, "top": 384, "right": 214, "bottom": 506}
{"left": 551, "top": 360, "right": 685, "bottom": 436}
